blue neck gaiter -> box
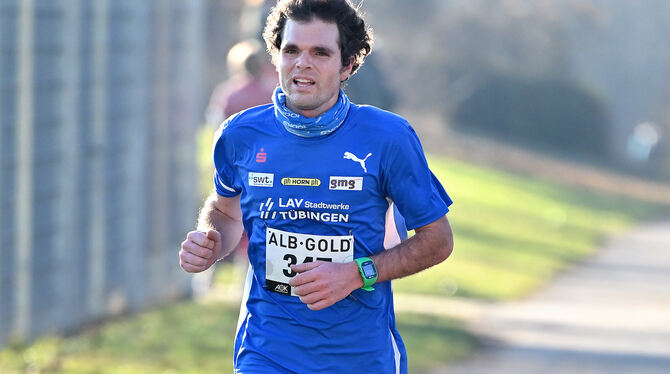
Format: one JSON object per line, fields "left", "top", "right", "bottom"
{"left": 272, "top": 86, "right": 351, "bottom": 138}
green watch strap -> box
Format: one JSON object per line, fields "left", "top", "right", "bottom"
{"left": 355, "top": 257, "right": 378, "bottom": 291}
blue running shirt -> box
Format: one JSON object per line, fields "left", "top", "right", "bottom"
{"left": 213, "top": 103, "right": 452, "bottom": 373}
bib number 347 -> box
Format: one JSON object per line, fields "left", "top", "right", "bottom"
{"left": 265, "top": 227, "right": 354, "bottom": 296}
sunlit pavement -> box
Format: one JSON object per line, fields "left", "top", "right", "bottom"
{"left": 436, "top": 220, "right": 670, "bottom": 374}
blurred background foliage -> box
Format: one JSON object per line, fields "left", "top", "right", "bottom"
{"left": 360, "top": 0, "right": 670, "bottom": 178}
{"left": 2, "top": 0, "right": 670, "bottom": 372}
{"left": 453, "top": 75, "right": 610, "bottom": 159}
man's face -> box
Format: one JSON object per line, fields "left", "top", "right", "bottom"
{"left": 277, "top": 18, "right": 353, "bottom": 118}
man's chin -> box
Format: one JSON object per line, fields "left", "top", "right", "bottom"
{"left": 288, "top": 99, "right": 319, "bottom": 113}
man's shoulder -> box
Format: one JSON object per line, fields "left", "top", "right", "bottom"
{"left": 227, "top": 103, "right": 275, "bottom": 126}
{"left": 216, "top": 104, "right": 274, "bottom": 136}
{"left": 349, "top": 104, "right": 413, "bottom": 137}
{"left": 351, "top": 104, "right": 406, "bottom": 122}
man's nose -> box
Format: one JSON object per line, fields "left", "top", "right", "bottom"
{"left": 295, "top": 52, "right": 313, "bottom": 69}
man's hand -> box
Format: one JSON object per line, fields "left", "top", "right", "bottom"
{"left": 289, "top": 261, "right": 363, "bottom": 311}
{"left": 179, "top": 230, "right": 222, "bottom": 273}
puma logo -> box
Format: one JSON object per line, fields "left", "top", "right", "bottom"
{"left": 343, "top": 152, "right": 372, "bottom": 173}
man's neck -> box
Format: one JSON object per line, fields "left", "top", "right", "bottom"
{"left": 286, "top": 95, "right": 339, "bottom": 118}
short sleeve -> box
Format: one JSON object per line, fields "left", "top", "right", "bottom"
{"left": 212, "top": 121, "right": 242, "bottom": 197}
{"left": 383, "top": 124, "right": 452, "bottom": 230}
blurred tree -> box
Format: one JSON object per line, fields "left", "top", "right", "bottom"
{"left": 366, "top": 0, "right": 572, "bottom": 113}
{"left": 562, "top": 0, "right": 670, "bottom": 175}
{"left": 453, "top": 74, "right": 609, "bottom": 159}
{"left": 344, "top": 54, "right": 397, "bottom": 110}
{"left": 363, "top": 0, "right": 670, "bottom": 177}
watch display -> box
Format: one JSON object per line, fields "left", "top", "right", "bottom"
{"left": 355, "top": 257, "right": 378, "bottom": 291}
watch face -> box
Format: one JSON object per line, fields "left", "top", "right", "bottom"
{"left": 361, "top": 261, "right": 377, "bottom": 278}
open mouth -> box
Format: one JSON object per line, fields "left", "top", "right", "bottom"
{"left": 293, "top": 78, "right": 315, "bottom": 87}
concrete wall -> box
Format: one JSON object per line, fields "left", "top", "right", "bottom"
{"left": 0, "top": 0, "right": 204, "bottom": 346}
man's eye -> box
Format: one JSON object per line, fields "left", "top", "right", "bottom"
{"left": 284, "top": 49, "right": 297, "bottom": 54}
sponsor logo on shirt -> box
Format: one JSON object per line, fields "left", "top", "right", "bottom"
{"left": 343, "top": 151, "right": 372, "bottom": 173}
{"left": 329, "top": 176, "right": 363, "bottom": 191}
{"left": 281, "top": 177, "right": 321, "bottom": 187}
{"left": 257, "top": 197, "right": 351, "bottom": 221}
{"left": 274, "top": 284, "right": 289, "bottom": 294}
{"left": 249, "top": 172, "right": 274, "bottom": 187}
{"left": 256, "top": 148, "right": 267, "bottom": 163}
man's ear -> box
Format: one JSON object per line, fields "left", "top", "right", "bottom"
{"left": 340, "top": 57, "right": 354, "bottom": 82}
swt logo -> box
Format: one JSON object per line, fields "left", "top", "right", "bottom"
{"left": 249, "top": 172, "right": 274, "bottom": 187}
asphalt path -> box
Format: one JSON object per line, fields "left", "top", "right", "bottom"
{"left": 435, "top": 220, "right": 670, "bottom": 374}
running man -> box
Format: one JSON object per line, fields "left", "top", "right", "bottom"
{"left": 180, "top": 1, "right": 453, "bottom": 372}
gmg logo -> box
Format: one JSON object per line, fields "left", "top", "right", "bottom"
{"left": 329, "top": 176, "right": 363, "bottom": 191}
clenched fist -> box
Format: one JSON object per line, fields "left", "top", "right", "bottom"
{"left": 180, "top": 230, "right": 222, "bottom": 273}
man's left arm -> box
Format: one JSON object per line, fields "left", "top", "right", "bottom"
{"left": 372, "top": 215, "right": 452, "bottom": 283}
{"left": 289, "top": 215, "right": 453, "bottom": 310}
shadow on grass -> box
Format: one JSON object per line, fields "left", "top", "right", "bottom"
{"left": 396, "top": 312, "right": 478, "bottom": 373}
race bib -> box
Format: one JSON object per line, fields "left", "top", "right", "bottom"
{"left": 265, "top": 227, "right": 354, "bottom": 296}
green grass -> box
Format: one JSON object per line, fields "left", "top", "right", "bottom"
{"left": 392, "top": 155, "right": 668, "bottom": 300}
{"left": 398, "top": 312, "right": 477, "bottom": 373}
{"left": 0, "top": 296, "right": 473, "bottom": 374}
{"left": 3, "top": 151, "right": 666, "bottom": 373}
{"left": 0, "top": 301, "right": 240, "bottom": 374}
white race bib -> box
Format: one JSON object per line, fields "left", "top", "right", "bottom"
{"left": 265, "top": 227, "right": 354, "bottom": 296}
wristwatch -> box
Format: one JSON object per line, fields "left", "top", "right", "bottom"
{"left": 354, "top": 257, "right": 378, "bottom": 291}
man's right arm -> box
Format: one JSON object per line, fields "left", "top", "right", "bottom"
{"left": 179, "top": 192, "right": 244, "bottom": 273}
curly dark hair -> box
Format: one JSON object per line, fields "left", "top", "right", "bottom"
{"left": 263, "top": 0, "right": 373, "bottom": 76}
